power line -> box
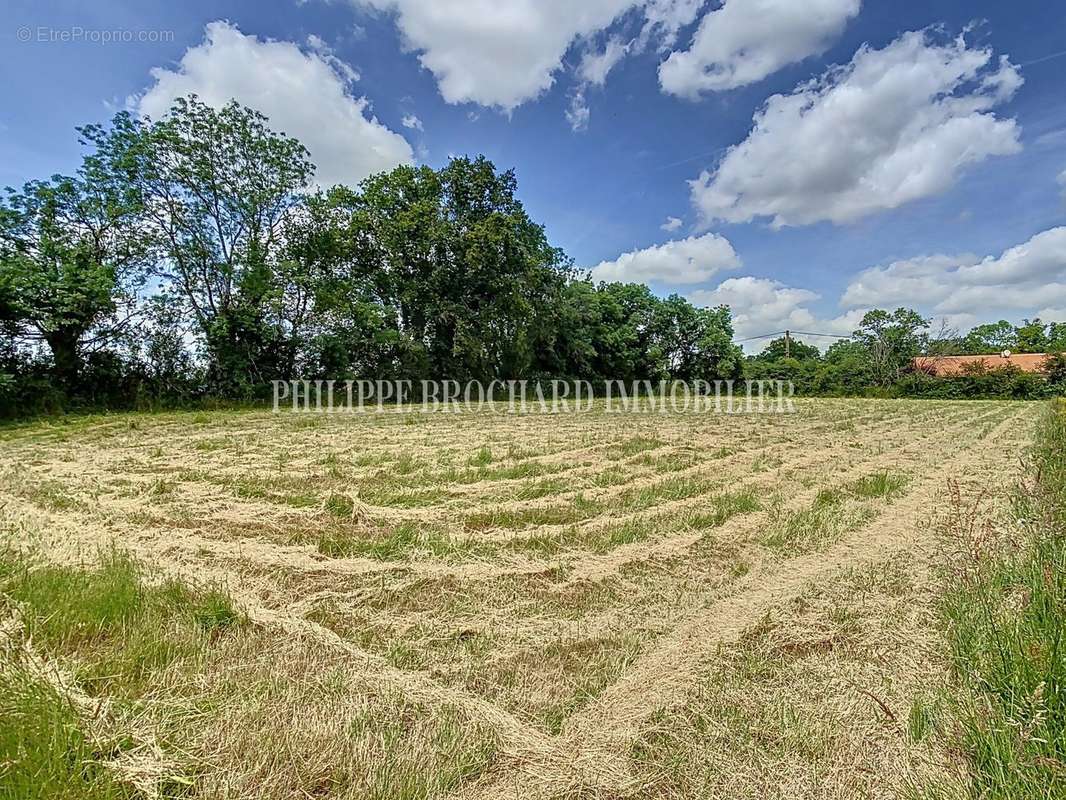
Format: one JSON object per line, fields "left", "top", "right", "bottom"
{"left": 737, "top": 330, "right": 852, "bottom": 342}
{"left": 788, "top": 330, "right": 853, "bottom": 339}
{"left": 736, "top": 331, "right": 787, "bottom": 342}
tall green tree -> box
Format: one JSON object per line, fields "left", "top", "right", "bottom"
{"left": 753, "top": 336, "right": 821, "bottom": 362}
{"left": 350, "top": 156, "right": 571, "bottom": 381}
{"left": 853, "top": 308, "right": 930, "bottom": 386}
{"left": 654, "top": 295, "right": 743, "bottom": 380}
{"left": 1014, "top": 319, "right": 1050, "bottom": 353}
{"left": 94, "top": 96, "right": 315, "bottom": 393}
{"left": 0, "top": 151, "right": 146, "bottom": 386}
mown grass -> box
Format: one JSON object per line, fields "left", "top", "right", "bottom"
{"left": 922, "top": 400, "right": 1066, "bottom": 798}
{"left": 617, "top": 475, "right": 714, "bottom": 511}
{"left": 606, "top": 436, "right": 665, "bottom": 461}
{"left": 462, "top": 632, "right": 644, "bottom": 733}
{"left": 345, "top": 701, "right": 497, "bottom": 798}
{"left": 683, "top": 488, "right": 762, "bottom": 530}
{"left": 463, "top": 493, "right": 604, "bottom": 531}
{"left": 0, "top": 546, "right": 500, "bottom": 799}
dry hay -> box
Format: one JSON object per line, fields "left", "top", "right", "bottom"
{"left": 0, "top": 398, "right": 1038, "bottom": 799}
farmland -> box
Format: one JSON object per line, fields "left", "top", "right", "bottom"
{"left": 0, "top": 399, "right": 1040, "bottom": 799}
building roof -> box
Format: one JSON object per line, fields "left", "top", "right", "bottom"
{"left": 913, "top": 352, "right": 1050, "bottom": 376}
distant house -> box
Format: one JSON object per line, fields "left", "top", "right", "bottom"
{"left": 913, "top": 352, "right": 1050, "bottom": 376}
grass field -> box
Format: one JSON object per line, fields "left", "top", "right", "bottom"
{"left": 0, "top": 398, "right": 1043, "bottom": 799}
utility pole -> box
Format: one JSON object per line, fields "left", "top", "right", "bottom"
{"left": 784, "top": 330, "right": 791, "bottom": 359}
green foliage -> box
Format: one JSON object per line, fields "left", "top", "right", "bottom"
{"left": 0, "top": 159, "right": 147, "bottom": 385}
{"left": 960, "top": 319, "right": 1018, "bottom": 354}
{"left": 109, "top": 97, "right": 314, "bottom": 395}
{"left": 747, "top": 314, "right": 1065, "bottom": 400}
{"left": 931, "top": 401, "right": 1066, "bottom": 797}
{"left": 898, "top": 363, "right": 1052, "bottom": 400}
{"left": 0, "top": 548, "right": 245, "bottom": 798}
{"left": 754, "top": 336, "right": 820, "bottom": 362}
{"left": 0, "top": 548, "right": 245, "bottom": 697}
{"left": 852, "top": 307, "right": 930, "bottom": 386}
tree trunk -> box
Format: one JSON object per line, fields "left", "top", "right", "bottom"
{"left": 44, "top": 330, "right": 81, "bottom": 388}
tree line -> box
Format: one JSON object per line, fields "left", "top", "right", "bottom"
{"left": 0, "top": 96, "right": 1063, "bottom": 416}
{"left": 748, "top": 310, "right": 1066, "bottom": 399}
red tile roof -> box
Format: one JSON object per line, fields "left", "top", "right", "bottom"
{"left": 913, "top": 353, "right": 1051, "bottom": 376}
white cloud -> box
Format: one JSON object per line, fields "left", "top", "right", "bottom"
{"left": 660, "top": 0, "right": 860, "bottom": 98}
{"left": 133, "top": 21, "right": 413, "bottom": 187}
{"left": 842, "top": 227, "right": 1066, "bottom": 317}
{"left": 688, "top": 275, "right": 863, "bottom": 348}
{"left": 1038, "top": 306, "right": 1066, "bottom": 320}
{"left": 568, "top": 35, "right": 630, "bottom": 131}
{"left": 357, "top": 0, "right": 639, "bottom": 110}
{"left": 566, "top": 89, "right": 591, "bottom": 132}
{"left": 401, "top": 113, "right": 424, "bottom": 130}
{"left": 840, "top": 254, "right": 980, "bottom": 309}
{"left": 639, "top": 0, "right": 705, "bottom": 48}
{"left": 578, "top": 36, "right": 630, "bottom": 85}
{"left": 690, "top": 30, "right": 1023, "bottom": 228}
{"left": 661, "top": 215, "right": 683, "bottom": 231}
{"left": 590, "top": 233, "right": 740, "bottom": 284}
{"left": 1058, "top": 168, "right": 1066, "bottom": 196}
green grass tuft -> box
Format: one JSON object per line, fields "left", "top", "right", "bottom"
{"left": 848, "top": 471, "right": 908, "bottom": 499}
{"left": 0, "top": 659, "right": 129, "bottom": 800}
{"left": 0, "top": 549, "right": 245, "bottom": 697}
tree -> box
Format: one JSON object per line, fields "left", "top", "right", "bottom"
{"left": 655, "top": 296, "right": 743, "bottom": 380}
{"left": 961, "top": 320, "right": 1016, "bottom": 354}
{"left": 350, "top": 156, "right": 571, "bottom": 381}
{"left": 97, "top": 96, "right": 315, "bottom": 394}
{"left": 852, "top": 308, "right": 929, "bottom": 386}
{"left": 1049, "top": 322, "right": 1066, "bottom": 353}
{"left": 0, "top": 155, "right": 146, "bottom": 386}
{"left": 1014, "top": 319, "right": 1050, "bottom": 353}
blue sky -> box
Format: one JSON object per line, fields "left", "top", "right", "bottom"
{"left": 2, "top": 0, "right": 1065, "bottom": 347}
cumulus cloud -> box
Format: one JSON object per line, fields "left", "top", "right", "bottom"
{"left": 590, "top": 233, "right": 740, "bottom": 284}
{"left": 133, "top": 22, "right": 413, "bottom": 187}
{"left": 401, "top": 113, "right": 423, "bottom": 130}
{"left": 840, "top": 254, "right": 980, "bottom": 309}
{"left": 660, "top": 215, "right": 683, "bottom": 232}
{"left": 353, "top": 0, "right": 710, "bottom": 115}
{"left": 690, "top": 30, "right": 1023, "bottom": 228}
{"left": 842, "top": 227, "right": 1066, "bottom": 317}
{"left": 688, "top": 275, "right": 864, "bottom": 347}
{"left": 357, "top": 0, "right": 639, "bottom": 110}
{"left": 1038, "top": 306, "right": 1066, "bottom": 320}
{"left": 659, "top": 0, "right": 860, "bottom": 98}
